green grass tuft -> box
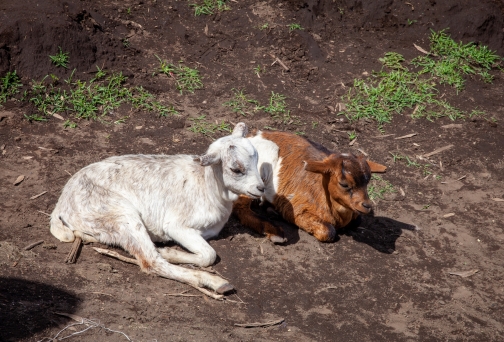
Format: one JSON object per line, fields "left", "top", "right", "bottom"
{"left": 156, "top": 56, "right": 203, "bottom": 94}
{"left": 49, "top": 47, "right": 70, "bottom": 68}
{"left": 368, "top": 175, "right": 395, "bottom": 201}
{"left": 188, "top": 115, "right": 231, "bottom": 136}
{"left": 342, "top": 29, "right": 502, "bottom": 128}
{"left": 191, "top": 0, "right": 229, "bottom": 16}
{"left": 0, "top": 71, "right": 22, "bottom": 104}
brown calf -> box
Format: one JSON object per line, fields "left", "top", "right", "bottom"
{"left": 233, "top": 130, "right": 386, "bottom": 242}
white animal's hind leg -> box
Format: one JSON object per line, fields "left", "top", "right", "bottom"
{"left": 157, "top": 228, "right": 217, "bottom": 267}
{"left": 111, "top": 221, "right": 233, "bottom": 294}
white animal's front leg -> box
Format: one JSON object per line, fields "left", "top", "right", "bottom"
{"left": 158, "top": 227, "right": 217, "bottom": 267}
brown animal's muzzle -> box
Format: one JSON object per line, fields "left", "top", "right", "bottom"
{"left": 355, "top": 200, "right": 373, "bottom": 214}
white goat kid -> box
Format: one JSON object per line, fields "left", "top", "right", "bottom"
{"left": 50, "top": 122, "right": 264, "bottom": 297}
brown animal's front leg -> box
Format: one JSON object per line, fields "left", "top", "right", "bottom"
{"left": 293, "top": 213, "right": 336, "bottom": 242}
{"left": 233, "top": 195, "right": 286, "bottom": 243}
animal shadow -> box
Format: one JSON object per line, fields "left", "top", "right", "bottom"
{"left": 337, "top": 213, "right": 417, "bottom": 253}
{"left": 0, "top": 277, "right": 80, "bottom": 341}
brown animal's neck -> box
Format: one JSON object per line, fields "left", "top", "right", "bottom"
{"left": 328, "top": 196, "right": 354, "bottom": 228}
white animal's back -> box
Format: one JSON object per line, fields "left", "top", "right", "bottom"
{"left": 50, "top": 122, "right": 264, "bottom": 297}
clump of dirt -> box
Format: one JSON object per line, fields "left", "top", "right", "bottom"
{"left": 1, "top": 0, "right": 504, "bottom": 341}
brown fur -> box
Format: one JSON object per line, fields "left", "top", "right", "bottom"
{"left": 233, "top": 131, "right": 386, "bottom": 242}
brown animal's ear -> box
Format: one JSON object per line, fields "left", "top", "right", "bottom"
{"left": 367, "top": 160, "right": 387, "bottom": 173}
{"left": 304, "top": 160, "right": 330, "bottom": 174}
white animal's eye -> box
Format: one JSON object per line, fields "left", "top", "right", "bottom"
{"left": 231, "top": 168, "right": 243, "bottom": 174}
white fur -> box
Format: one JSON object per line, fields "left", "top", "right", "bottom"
{"left": 247, "top": 131, "right": 282, "bottom": 203}
{"left": 50, "top": 122, "right": 264, "bottom": 294}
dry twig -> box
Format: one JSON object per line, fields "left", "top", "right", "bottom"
{"left": 423, "top": 145, "right": 454, "bottom": 157}
{"left": 234, "top": 318, "right": 284, "bottom": 328}
{"left": 30, "top": 191, "right": 47, "bottom": 200}
{"left": 36, "top": 312, "right": 132, "bottom": 341}
{"left": 92, "top": 247, "right": 224, "bottom": 300}
{"left": 23, "top": 240, "right": 44, "bottom": 251}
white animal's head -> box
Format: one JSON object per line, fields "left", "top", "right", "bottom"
{"left": 195, "top": 122, "right": 265, "bottom": 199}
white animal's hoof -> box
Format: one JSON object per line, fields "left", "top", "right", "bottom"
{"left": 216, "top": 283, "right": 234, "bottom": 294}
{"left": 269, "top": 235, "right": 287, "bottom": 244}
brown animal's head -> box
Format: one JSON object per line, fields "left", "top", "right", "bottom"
{"left": 303, "top": 153, "right": 386, "bottom": 215}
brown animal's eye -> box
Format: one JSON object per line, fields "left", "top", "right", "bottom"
{"left": 339, "top": 182, "right": 350, "bottom": 189}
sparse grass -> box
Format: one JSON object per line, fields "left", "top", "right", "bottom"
{"left": 222, "top": 88, "right": 261, "bottom": 116}
{"left": 156, "top": 56, "right": 203, "bottom": 94}
{"left": 253, "top": 65, "right": 263, "bottom": 77}
{"left": 4, "top": 66, "right": 177, "bottom": 122}
{"left": 288, "top": 23, "right": 303, "bottom": 31}
{"left": 407, "top": 19, "right": 417, "bottom": 26}
{"left": 341, "top": 29, "right": 502, "bottom": 128}
{"left": 368, "top": 175, "right": 395, "bottom": 201}
{"left": 122, "top": 39, "right": 130, "bottom": 48}
{"left": 258, "top": 23, "right": 269, "bottom": 30}
{"left": 222, "top": 89, "right": 298, "bottom": 124}
{"left": 389, "top": 152, "right": 421, "bottom": 168}
{"left": 49, "top": 47, "right": 70, "bottom": 68}
{"left": 411, "top": 29, "right": 501, "bottom": 92}
{"left": 0, "top": 70, "right": 22, "bottom": 104}
{"left": 347, "top": 131, "right": 357, "bottom": 141}
{"left": 263, "top": 92, "right": 287, "bottom": 116}
{"left": 63, "top": 120, "right": 77, "bottom": 128}
{"left": 188, "top": 115, "right": 231, "bottom": 136}
{"left": 191, "top": 0, "right": 229, "bottom": 16}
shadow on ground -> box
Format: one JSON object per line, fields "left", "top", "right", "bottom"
{"left": 0, "top": 277, "right": 80, "bottom": 342}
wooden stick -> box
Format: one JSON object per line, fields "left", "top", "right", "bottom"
{"left": 37, "top": 210, "right": 51, "bottom": 217}
{"left": 92, "top": 247, "right": 139, "bottom": 265}
{"left": 65, "top": 237, "right": 82, "bottom": 264}
{"left": 395, "top": 133, "right": 417, "bottom": 140}
{"left": 92, "top": 247, "right": 224, "bottom": 300}
{"left": 234, "top": 318, "right": 284, "bottom": 328}
{"left": 165, "top": 291, "right": 201, "bottom": 297}
{"left": 30, "top": 191, "right": 47, "bottom": 200}
{"left": 269, "top": 54, "right": 289, "bottom": 71}
{"left": 423, "top": 144, "right": 453, "bottom": 157}
{"left": 23, "top": 240, "right": 44, "bottom": 251}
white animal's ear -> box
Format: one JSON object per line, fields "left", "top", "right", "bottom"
{"left": 195, "top": 153, "right": 221, "bottom": 166}
{"left": 232, "top": 122, "right": 248, "bottom": 138}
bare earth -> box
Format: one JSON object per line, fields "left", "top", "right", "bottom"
{"left": 1, "top": 0, "right": 504, "bottom": 341}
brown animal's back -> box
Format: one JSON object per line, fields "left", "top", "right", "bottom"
{"left": 260, "top": 131, "right": 341, "bottom": 225}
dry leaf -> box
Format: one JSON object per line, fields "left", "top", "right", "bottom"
{"left": 349, "top": 137, "right": 357, "bottom": 146}
{"left": 53, "top": 113, "right": 65, "bottom": 120}
{"left": 443, "top": 213, "right": 455, "bottom": 218}
{"left": 413, "top": 43, "right": 429, "bottom": 55}
{"left": 14, "top": 175, "right": 25, "bottom": 185}
{"left": 449, "top": 269, "right": 478, "bottom": 278}
{"left": 491, "top": 198, "right": 504, "bottom": 202}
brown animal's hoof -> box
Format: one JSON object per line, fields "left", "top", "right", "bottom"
{"left": 269, "top": 235, "right": 287, "bottom": 244}
{"left": 216, "top": 283, "right": 234, "bottom": 294}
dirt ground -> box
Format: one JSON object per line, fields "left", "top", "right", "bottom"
{"left": 1, "top": 0, "right": 504, "bottom": 341}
